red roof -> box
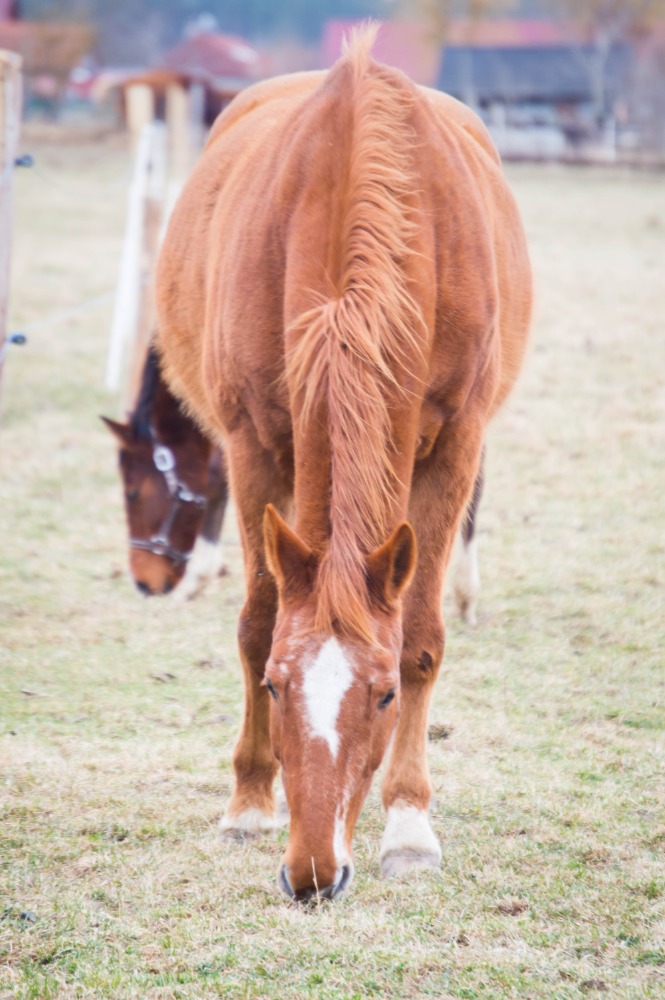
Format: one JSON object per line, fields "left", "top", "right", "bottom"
{"left": 161, "top": 34, "right": 265, "bottom": 82}
{"left": 446, "top": 19, "right": 579, "bottom": 47}
{"left": 323, "top": 19, "right": 584, "bottom": 77}
{"left": 322, "top": 20, "right": 442, "bottom": 85}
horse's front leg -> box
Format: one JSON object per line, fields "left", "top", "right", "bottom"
{"left": 380, "top": 419, "right": 485, "bottom": 875}
{"left": 219, "top": 428, "right": 290, "bottom": 840}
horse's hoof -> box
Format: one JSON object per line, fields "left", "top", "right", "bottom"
{"left": 219, "top": 807, "right": 277, "bottom": 842}
{"left": 380, "top": 803, "right": 441, "bottom": 878}
{"left": 381, "top": 849, "right": 440, "bottom": 878}
{"left": 455, "top": 596, "right": 478, "bottom": 627}
{"left": 220, "top": 827, "right": 259, "bottom": 844}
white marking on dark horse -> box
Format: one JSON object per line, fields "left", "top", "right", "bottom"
{"left": 174, "top": 537, "right": 227, "bottom": 602}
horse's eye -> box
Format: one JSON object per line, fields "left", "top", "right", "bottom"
{"left": 378, "top": 688, "right": 395, "bottom": 709}
{"left": 265, "top": 678, "right": 278, "bottom": 701}
{"left": 125, "top": 488, "right": 140, "bottom": 502}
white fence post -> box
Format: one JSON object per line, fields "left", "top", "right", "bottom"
{"left": 124, "top": 121, "right": 167, "bottom": 411}
{"left": 106, "top": 123, "right": 154, "bottom": 394}
{"left": 107, "top": 82, "right": 206, "bottom": 406}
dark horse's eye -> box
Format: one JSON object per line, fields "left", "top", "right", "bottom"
{"left": 378, "top": 688, "right": 395, "bottom": 709}
{"left": 265, "top": 678, "right": 278, "bottom": 701}
{"left": 125, "top": 488, "right": 140, "bottom": 502}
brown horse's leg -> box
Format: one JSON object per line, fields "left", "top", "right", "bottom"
{"left": 219, "top": 427, "right": 291, "bottom": 840}
{"left": 380, "top": 418, "right": 485, "bottom": 876}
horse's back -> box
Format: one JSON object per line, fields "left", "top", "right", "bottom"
{"left": 157, "top": 52, "right": 530, "bottom": 440}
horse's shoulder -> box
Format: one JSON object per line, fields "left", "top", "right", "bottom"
{"left": 206, "top": 72, "right": 327, "bottom": 149}
{"left": 417, "top": 86, "right": 501, "bottom": 166}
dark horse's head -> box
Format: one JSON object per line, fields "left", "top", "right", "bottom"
{"left": 102, "top": 348, "right": 210, "bottom": 596}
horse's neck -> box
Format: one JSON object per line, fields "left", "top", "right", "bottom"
{"left": 291, "top": 397, "right": 416, "bottom": 559}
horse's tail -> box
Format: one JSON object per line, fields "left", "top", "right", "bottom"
{"left": 286, "top": 25, "right": 426, "bottom": 638}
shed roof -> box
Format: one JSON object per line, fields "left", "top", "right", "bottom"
{"left": 437, "top": 44, "right": 631, "bottom": 104}
{"left": 161, "top": 33, "right": 265, "bottom": 84}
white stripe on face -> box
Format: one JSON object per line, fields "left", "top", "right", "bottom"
{"left": 302, "top": 637, "right": 354, "bottom": 759}
{"left": 334, "top": 811, "right": 348, "bottom": 866}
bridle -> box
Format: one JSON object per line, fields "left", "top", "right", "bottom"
{"left": 129, "top": 439, "right": 207, "bottom": 565}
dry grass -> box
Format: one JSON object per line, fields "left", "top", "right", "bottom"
{"left": 1, "top": 140, "right": 664, "bottom": 999}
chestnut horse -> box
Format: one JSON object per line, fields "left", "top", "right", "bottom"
{"left": 102, "top": 345, "right": 229, "bottom": 598}
{"left": 156, "top": 29, "right": 531, "bottom": 901}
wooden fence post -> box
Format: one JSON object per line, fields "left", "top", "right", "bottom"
{"left": 124, "top": 122, "right": 166, "bottom": 411}
{"left": 0, "top": 50, "right": 22, "bottom": 406}
{"left": 126, "top": 83, "right": 155, "bottom": 149}
{"left": 166, "top": 83, "right": 192, "bottom": 181}
{"left": 107, "top": 84, "right": 206, "bottom": 408}
{"left": 106, "top": 123, "right": 153, "bottom": 395}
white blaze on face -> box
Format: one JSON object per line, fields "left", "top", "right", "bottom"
{"left": 333, "top": 808, "right": 349, "bottom": 866}
{"left": 302, "top": 637, "right": 354, "bottom": 759}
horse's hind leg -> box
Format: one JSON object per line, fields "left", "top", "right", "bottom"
{"left": 380, "top": 418, "right": 485, "bottom": 877}
{"left": 452, "top": 445, "right": 485, "bottom": 626}
{"left": 219, "top": 427, "right": 290, "bottom": 840}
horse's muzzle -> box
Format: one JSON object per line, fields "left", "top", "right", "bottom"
{"left": 278, "top": 862, "right": 353, "bottom": 903}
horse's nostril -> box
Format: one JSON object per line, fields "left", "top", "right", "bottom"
{"left": 135, "top": 580, "right": 153, "bottom": 596}
{"left": 279, "top": 862, "right": 353, "bottom": 903}
{"left": 278, "top": 865, "right": 295, "bottom": 898}
{"left": 334, "top": 863, "right": 353, "bottom": 897}
{"left": 163, "top": 579, "right": 174, "bottom": 595}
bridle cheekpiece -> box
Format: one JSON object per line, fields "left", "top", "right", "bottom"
{"left": 129, "top": 437, "right": 206, "bottom": 565}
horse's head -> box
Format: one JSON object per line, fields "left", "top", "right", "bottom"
{"left": 102, "top": 417, "right": 208, "bottom": 596}
{"left": 263, "top": 505, "right": 416, "bottom": 901}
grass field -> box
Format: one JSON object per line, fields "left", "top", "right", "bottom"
{"left": 1, "top": 137, "right": 664, "bottom": 999}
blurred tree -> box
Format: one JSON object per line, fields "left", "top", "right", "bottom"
{"left": 556, "top": 0, "right": 665, "bottom": 45}
{"left": 8, "top": 0, "right": 94, "bottom": 114}
{"left": 547, "top": 0, "right": 665, "bottom": 126}
{"left": 22, "top": 0, "right": 391, "bottom": 59}
{"left": 390, "top": 0, "right": 517, "bottom": 42}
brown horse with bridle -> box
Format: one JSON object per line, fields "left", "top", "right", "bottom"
{"left": 102, "top": 345, "right": 229, "bottom": 599}
{"left": 156, "top": 28, "right": 532, "bottom": 901}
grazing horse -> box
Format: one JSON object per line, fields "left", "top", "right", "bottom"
{"left": 156, "top": 29, "right": 531, "bottom": 901}
{"left": 102, "top": 345, "right": 229, "bottom": 599}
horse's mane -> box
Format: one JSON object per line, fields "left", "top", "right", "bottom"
{"left": 130, "top": 344, "right": 161, "bottom": 440}
{"left": 286, "top": 25, "right": 425, "bottom": 638}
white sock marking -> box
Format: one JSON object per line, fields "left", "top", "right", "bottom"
{"left": 380, "top": 805, "right": 441, "bottom": 861}
{"left": 219, "top": 807, "right": 276, "bottom": 834}
{"left": 302, "top": 637, "right": 354, "bottom": 759}
{"left": 174, "top": 537, "right": 227, "bottom": 601}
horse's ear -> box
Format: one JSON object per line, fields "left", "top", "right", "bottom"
{"left": 367, "top": 522, "right": 417, "bottom": 607}
{"left": 100, "top": 416, "right": 133, "bottom": 446}
{"left": 264, "top": 504, "right": 317, "bottom": 600}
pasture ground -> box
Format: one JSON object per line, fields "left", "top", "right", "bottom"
{"left": 0, "top": 139, "right": 664, "bottom": 999}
